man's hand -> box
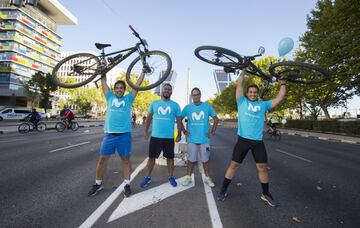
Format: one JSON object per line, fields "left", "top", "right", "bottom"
{"left": 144, "top": 130, "right": 149, "bottom": 140}
{"left": 175, "top": 134, "right": 181, "bottom": 143}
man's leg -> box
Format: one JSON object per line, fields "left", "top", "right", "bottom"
{"left": 146, "top": 158, "right": 156, "bottom": 176}
{"left": 167, "top": 158, "right": 174, "bottom": 177}
{"left": 96, "top": 156, "right": 110, "bottom": 180}
{"left": 121, "top": 156, "right": 131, "bottom": 181}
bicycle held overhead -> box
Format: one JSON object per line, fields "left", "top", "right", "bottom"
{"left": 194, "top": 45, "right": 329, "bottom": 97}
{"left": 51, "top": 25, "right": 172, "bottom": 91}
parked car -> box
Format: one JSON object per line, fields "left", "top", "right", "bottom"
{"left": 0, "top": 108, "right": 49, "bottom": 121}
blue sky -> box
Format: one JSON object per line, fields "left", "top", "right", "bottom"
{"left": 57, "top": 0, "right": 359, "bottom": 112}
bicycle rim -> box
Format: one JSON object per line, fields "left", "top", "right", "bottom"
{"left": 126, "top": 50, "right": 172, "bottom": 91}
{"left": 52, "top": 53, "right": 101, "bottom": 88}
{"left": 194, "top": 46, "right": 243, "bottom": 67}
{"left": 269, "top": 61, "right": 329, "bottom": 84}
{"left": 55, "top": 122, "right": 66, "bottom": 132}
{"left": 71, "top": 122, "right": 79, "bottom": 131}
{"left": 37, "top": 123, "right": 47, "bottom": 132}
{"left": 18, "top": 123, "right": 30, "bottom": 133}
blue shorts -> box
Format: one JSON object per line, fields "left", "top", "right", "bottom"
{"left": 100, "top": 133, "right": 131, "bottom": 157}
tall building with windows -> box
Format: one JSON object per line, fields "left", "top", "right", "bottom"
{"left": 213, "top": 69, "right": 233, "bottom": 93}
{"left": 154, "top": 70, "right": 177, "bottom": 96}
{"left": 0, "top": 0, "right": 77, "bottom": 106}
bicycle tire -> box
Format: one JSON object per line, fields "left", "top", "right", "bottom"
{"left": 71, "top": 122, "right": 79, "bottom": 131}
{"left": 273, "top": 130, "right": 281, "bottom": 141}
{"left": 18, "top": 123, "right": 30, "bottom": 133}
{"left": 194, "top": 46, "right": 243, "bottom": 67}
{"left": 126, "top": 50, "right": 172, "bottom": 91}
{"left": 269, "top": 61, "right": 329, "bottom": 84}
{"left": 55, "top": 122, "right": 66, "bottom": 132}
{"left": 51, "top": 53, "right": 101, "bottom": 88}
{"left": 37, "top": 122, "right": 47, "bottom": 132}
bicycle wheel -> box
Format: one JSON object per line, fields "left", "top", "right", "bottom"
{"left": 126, "top": 50, "right": 172, "bottom": 91}
{"left": 37, "top": 122, "right": 47, "bottom": 132}
{"left": 70, "top": 122, "right": 79, "bottom": 131}
{"left": 194, "top": 46, "right": 243, "bottom": 67}
{"left": 18, "top": 123, "right": 30, "bottom": 133}
{"left": 55, "top": 122, "right": 66, "bottom": 132}
{"left": 273, "top": 130, "right": 281, "bottom": 141}
{"left": 52, "top": 53, "right": 101, "bottom": 88}
{"left": 269, "top": 61, "right": 329, "bottom": 84}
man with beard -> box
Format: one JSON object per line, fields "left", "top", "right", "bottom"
{"left": 140, "top": 83, "right": 182, "bottom": 187}
{"left": 217, "top": 69, "right": 286, "bottom": 207}
{"left": 88, "top": 72, "right": 144, "bottom": 197}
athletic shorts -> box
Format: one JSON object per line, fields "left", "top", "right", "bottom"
{"left": 187, "top": 143, "right": 210, "bottom": 163}
{"left": 100, "top": 132, "right": 131, "bottom": 157}
{"left": 149, "top": 137, "right": 174, "bottom": 159}
{"left": 232, "top": 136, "right": 267, "bottom": 163}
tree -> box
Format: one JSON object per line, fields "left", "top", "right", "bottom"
{"left": 25, "top": 72, "right": 57, "bottom": 112}
{"left": 298, "top": 0, "right": 360, "bottom": 118}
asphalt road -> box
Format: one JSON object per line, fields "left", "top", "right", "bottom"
{"left": 0, "top": 126, "right": 359, "bottom": 228}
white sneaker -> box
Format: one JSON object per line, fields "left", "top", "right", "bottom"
{"left": 182, "top": 175, "right": 192, "bottom": 186}
{"left": 205, "top": 176, "right": 215, "bottom": 187}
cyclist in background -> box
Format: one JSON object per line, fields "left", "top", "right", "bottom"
{"left": 63, "top": 107, "right": 75, "bottom": 127}
{"left": 25, "top": 108, "right": 41, "bottom": 129}
{"left": 268, "top": 113, "right": 280, "bottom": 134}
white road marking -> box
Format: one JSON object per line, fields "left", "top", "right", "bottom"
{"left": 79, "top": 158, "right": 148, "bottom": 228}
{"left": 287, "top": 132, "right": 295, "bottom": 135}
{"left": 276, "top": 149, "right": 313, "bottom": 163}
{"left": 318, "top": 137, "right": 329, "bottom": 140}
{"left": 107, "top": 174, "right": 195, "bottom": 223}
{"left": 49, "top": 141, "right": 90, "bottom": 153}
{"left": 341, "top": 140, "right": 357, "bottom": 144}
{"left": 198, "top": 163, "right": 223, "bottom": 228}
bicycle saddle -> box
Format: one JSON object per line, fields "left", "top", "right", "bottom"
{"left": 95, "top": 43, "right": 111, "bottom": 50}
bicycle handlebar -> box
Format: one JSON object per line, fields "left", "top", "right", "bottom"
{"left": 129, "top": 25, "right": 147, "bottom": 49}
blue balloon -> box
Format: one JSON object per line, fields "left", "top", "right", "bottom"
{"left": 278, "top": 37, "right": 294, "bottom": 56}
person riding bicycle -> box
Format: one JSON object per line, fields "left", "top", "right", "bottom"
{"left": 267, "top": 113, "right": 280, "bottom": 133}
{"left": 63, "top": 108, "right": 75, "bottom": 127}
{"left": 25, "top": 108, "right": 41, "bottom": 129}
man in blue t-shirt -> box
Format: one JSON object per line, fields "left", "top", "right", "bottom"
{"left": 140, "top": 83, "right": 182, "bottom": 188}
{"left": 217, "top": 69, "right": 286, "bottom": 207}
{"left": 180, "top": 87, "right": 219, "bottom": 187}
{"left": 88, "top": 72, "right": 144, "bottom": 198}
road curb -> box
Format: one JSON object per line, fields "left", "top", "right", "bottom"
{"left": 282, "top": 132, "right": 360, "bottom": 145}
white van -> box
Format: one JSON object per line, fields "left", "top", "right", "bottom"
{"left": 0, "top": 108, "right": 32, "bottom": 121}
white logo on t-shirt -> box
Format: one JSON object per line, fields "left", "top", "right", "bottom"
{"left": 112, "top": 99, "right": 125, "bottom": 108}
{"left": 248, "top": 103, "right": 261, "bottom": 112}
{"left": 158, "top": 106, "right": 171, "bottom": 115}
{"left": 192, "top": 111, "right": 205, "bottom": 120}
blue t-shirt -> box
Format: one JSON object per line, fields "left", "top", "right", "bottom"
{"left": 104, "top": 92, "right": 134, "bottom": 133}
{"left": 181, "top": 102, "right": 217, "bottom": 144}
{"left": 237, "top": 96, "right": 272, "bottom": 140}
{"left": 149, "top": 99, "right": 181, "bottom": 138}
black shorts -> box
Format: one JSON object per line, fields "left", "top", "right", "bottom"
{"left": 149, "top": 137, "right": 174, "bottom": 159}
{"left": 232, "top": 136, "right": 268, "bottom": 163}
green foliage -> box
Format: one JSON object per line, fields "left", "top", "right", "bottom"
{"left": 25, "top": 72, "right": 57, "bottom": 112}
{"left": 284, "top": 119, "right": 360, "bottom": 135}
{"left": 297, "top": 0, "right": 360, "bottom": 117}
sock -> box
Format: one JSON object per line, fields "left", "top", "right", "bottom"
{"left": 221, "top": 178, "right": 232, "bottom": 193}
{"left": 95, "top": 180, "right": 102, "bottom": 185}
{"left": 261, "top": 182, "right": 269, "bottom": 195}
{"left": 124, "top": 179, "right": 130, "bottom": 185}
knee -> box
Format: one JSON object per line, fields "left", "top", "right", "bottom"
{"left": 257, "top": 164, "right": 267, "bottom": 172}
{"left": 121, "top": 157, "right": 130, "bottom": 165}
{"left": 99, "top": 156, "right": 110, "bottom": 164}
{"left": 229, "top": 163, "right": 239, "bottom": 171}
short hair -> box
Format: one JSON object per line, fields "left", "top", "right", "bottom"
{"left": 114, "top": 80, "right": 126, "bottom": 90}
{"left": 246, "top": 84, "right": 260, "bottom": 93}
{"left": 162, "top": 83, "right": 172, "bottom": 89}
{"left": 191, "top": 87, "right": 201, "bottom": 94}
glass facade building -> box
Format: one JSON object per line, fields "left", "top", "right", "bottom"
{"left": 0, "top": 0, "right": 76, "bottom": 106}
{"left": 213, "top": 69, "right": 233, "bottom": 93}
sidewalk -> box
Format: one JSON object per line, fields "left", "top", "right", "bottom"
{"left": 0, "top": 120, "right": 104, "bottom": 134}
{"left": 219, "top": 122, "right": 360, "bottom": 145}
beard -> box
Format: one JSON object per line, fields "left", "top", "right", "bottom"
{"left": 162, "top": 93, "right": 171, "bottom": 99}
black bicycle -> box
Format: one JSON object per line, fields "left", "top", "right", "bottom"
{"left": 194, "top": 46, "right": 329, "bottom": 96}
{"left": 18, "top": 120, "right": 47, "bottom": 133}
{"left": 265, "top": 124, "right": 281, "bottom": 141}
{"left": 55, "top": 119, "right": 79, "bottom": 132}
{"left": 51, "top": 25, "right": 172, "bottom": 90}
